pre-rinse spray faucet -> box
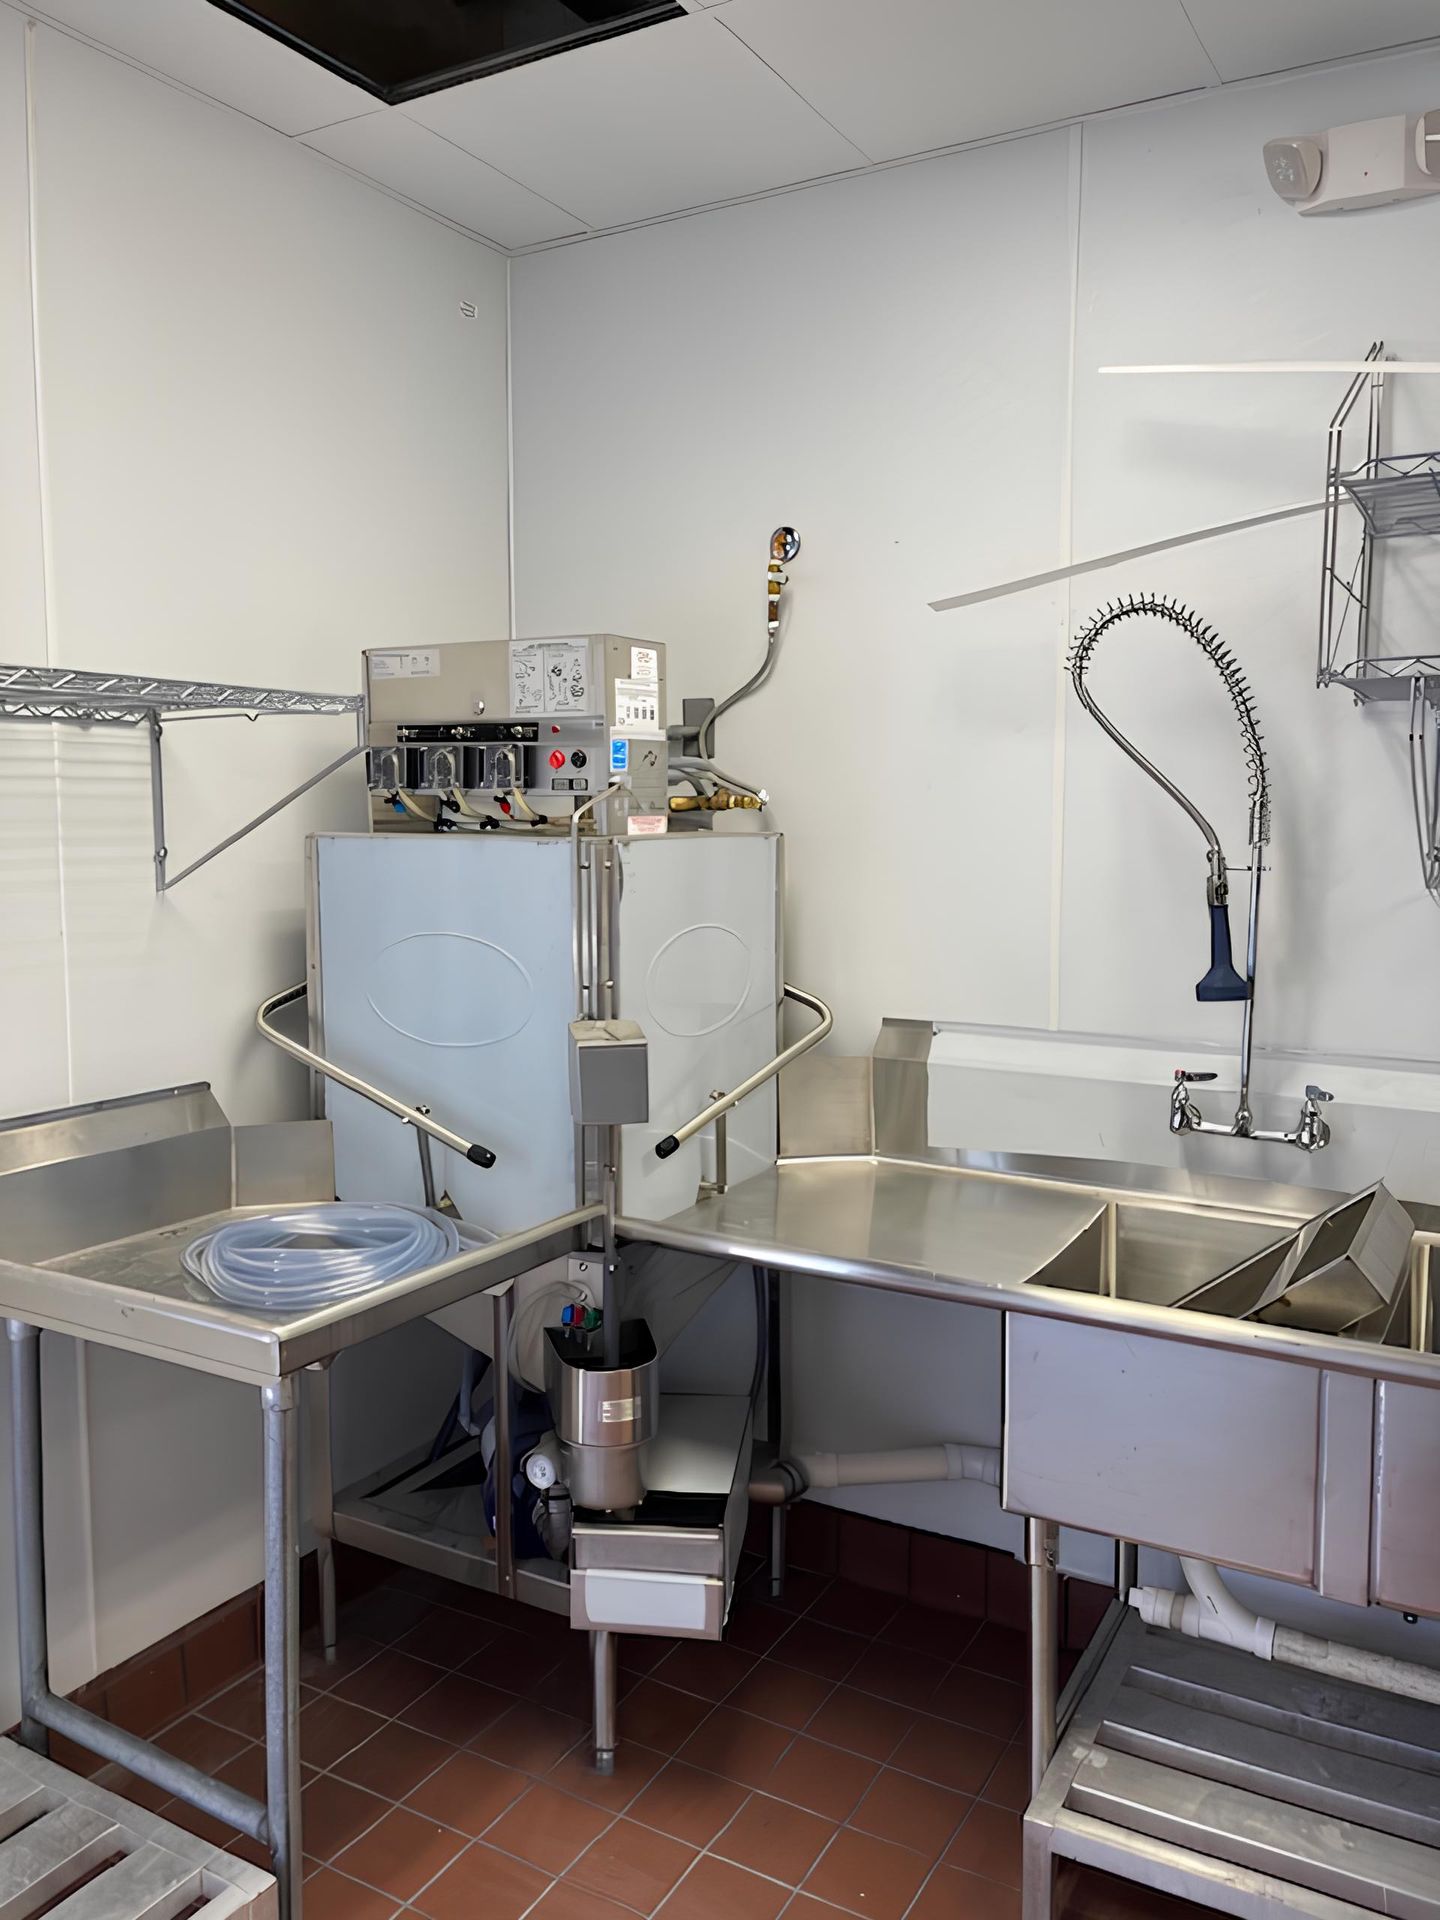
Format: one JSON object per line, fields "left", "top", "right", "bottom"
{"left": 1070, "top": 594, "right": 1331, "bottom": 1153}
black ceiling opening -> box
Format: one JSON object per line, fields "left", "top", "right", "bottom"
{"left": 208, "top": 0, "right": 686, "bottom": 102}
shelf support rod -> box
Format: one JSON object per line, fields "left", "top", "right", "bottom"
{"left": 148, "top": 710, "right": 167, "bottom": 895}
{"left": 158, "top": 741, "right": 368, "bottom": 893}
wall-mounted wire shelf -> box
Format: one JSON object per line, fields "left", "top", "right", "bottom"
{"left": 0, "top": 661, "right": 365, "bottom": 892}
{"left": 1318, "top": 343, "right": 1440, "bottom": 905}
{"left": 1340, "top": 452, "right": 1440, "bottom": 540}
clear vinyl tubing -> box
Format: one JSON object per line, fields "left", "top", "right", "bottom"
{"left": 184, "top": 1204, "right": 460, "bottom": 1310}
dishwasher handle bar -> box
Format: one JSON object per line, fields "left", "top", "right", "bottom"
{"left": 257, "top": 982, "right": 497, "bottom": 1168}
{"left": 655, "top": 984, "right": 833, "bottom": 1159}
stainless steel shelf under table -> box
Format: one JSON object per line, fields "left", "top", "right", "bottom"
{"left": 1026, "top": 1612, "right": 1440, "bottom": 1919}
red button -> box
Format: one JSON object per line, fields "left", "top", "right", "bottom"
{"left": 548, "top": 749, "right": 566, "bottom": 769}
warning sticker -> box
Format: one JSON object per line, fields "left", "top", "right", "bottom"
{"left": 509, "top": 641, "right": 590, "bottom": 717}
{"left": 627, "top": 813, "right": 668, "bottom": 836}
{"left": 370, "top": 649, "right": 439, "bottom": 679}
{"left": 630, "top": 645, "right": 660, "bottom": 683}
{"left": 613, "top": 678, "right": 662, "bottom": 734}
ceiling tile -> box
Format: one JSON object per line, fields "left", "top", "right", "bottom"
{"left": 404, "top": 11, "right": 869, "bottom": 230}
{"left": 24, "top": 0, "right": 376, "bottom": 135}
{"left": 1181, "top": 0, "right": 1440, "bottom": 83}
{"left": 716, "top": 0, "right": 1216, "bottom": 163}
{"left": 304, "top": 111, "right": 584, "bottom": 248}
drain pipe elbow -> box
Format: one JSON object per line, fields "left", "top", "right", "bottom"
{"left": 752, "top": 1445, "right": 1001, "bottom": 1502}
{"left": 1128, "top": 1561, "right": 1275, "bottom": 1659}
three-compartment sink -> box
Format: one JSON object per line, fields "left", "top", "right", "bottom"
{"left": 1025, "top": 1183, "right": 1415, "bottom": 1343}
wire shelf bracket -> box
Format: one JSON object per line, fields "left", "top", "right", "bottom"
{"left": 0, "top": 662, "right": 366, "bottom": 893}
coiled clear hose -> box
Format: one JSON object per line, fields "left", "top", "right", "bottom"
{"left": 184, "top": 1204, "right": 460, "bottom": 1310}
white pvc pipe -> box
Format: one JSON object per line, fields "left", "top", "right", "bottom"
{"left": 1128, "top": 1560, "right": 1440, "bottom": 1706}
{"left": 789, "top": 1445, "right": 1001, "bottom": 1492}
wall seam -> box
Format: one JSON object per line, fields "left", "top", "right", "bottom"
{"left": 1048, "top": 120, "right": 1084, "bottom": 1031}
{"left": 505, "top": 253, "right": 517, "bottom": 637}
{"left": 24, "top": 15, "right": 99, "bottom": 1682}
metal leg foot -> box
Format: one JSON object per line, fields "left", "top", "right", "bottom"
{"left": 317, "top": 1538, "right": 337, "bottom": 1664}
{"left": 592, "top": 1630, "right": 617, "bottom": 1775}
{"left": 7, "top": 1322, "right": 49, "bottom": 1757}
{"left": 263, "top": 1378, "right": 303, "bottom": 1920}
{"left": 769, "top": 1505, "right": 787, "bottom": 1600}
{"left": 1026, "top": 1518, "right": 1059, "bottom": 1799}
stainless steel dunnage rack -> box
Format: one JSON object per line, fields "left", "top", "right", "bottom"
{"left": 0, "top": 660, "right": 365, "bottom": 892}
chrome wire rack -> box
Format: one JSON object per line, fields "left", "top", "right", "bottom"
{"left": 0, "top": 662, "right": 362, "bottom": 727}
{"left": 1318, "top": 343, "right": 1440, "bottom": 905}
{"left": 0, "top": 660, "right": 365, "bottom": 892}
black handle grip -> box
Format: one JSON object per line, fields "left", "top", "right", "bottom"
{"left": 466, "top": 1143, "right": 498, "bottom": 1168}
{"left": 1196, "top": 902, "right": 1250, "bottom": 1003}
{"left": 655, "top": 1135, "right": 680, "bottom": 1160}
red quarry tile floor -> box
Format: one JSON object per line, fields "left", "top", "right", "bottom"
{"left": 125, "top": 1559, "right": 1213, "bottom": 1918}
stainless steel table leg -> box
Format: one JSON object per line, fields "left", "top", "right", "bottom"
{"left": 263, "top": 1378, "right": 303, "bottom": 1920}
{"left": 6, "top": 1321, "right": 49, "bottom": 1756}
{"left": 1026, "top": 1517, "right": 1059, "bottom": 1798}
{"left": 1114, "top": 1539, "right": 1137, "bottom": 1600}
{"left": 592, "top": 1630, "right": 617, "bottom": 1776}
{"left": 1022, "top": 1808, "right": 1057, "bottom": 1920}
{"left": 305, "top": 1360, "right": 337, "bottom": 1661}
{"left": 766, "top": 1269, "right": 786, "bottom": 1600}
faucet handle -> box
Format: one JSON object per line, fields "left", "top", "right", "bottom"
{"left": 1174, "top": 1069, "right": 1218, "bottom": 1084}
{"left": 1304, "top": 1085, "right": 1333, "bottom": 1103}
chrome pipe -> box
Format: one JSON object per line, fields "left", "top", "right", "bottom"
{"left": 571, "top": 784, "right": 624, "bottom": 1018}
{"left": 37, "top": 1692, "right": 265, "bottom": 1838}
{"left": 1027, "top": 1518, "right": 1059, "bottom": 1798}
{"left": 262, "top": 1377, "right": 303, "bottom": 1919}
{"left": 592, "top": 1630, "right": 618, "bottom": 1775}
{"left": 656, "top": 986, "right": 833, "bottom": 1158}
{"left": 7, "top": 1321, "right": 48, "bottom": 1755}
{"left": 257, "top": 983, "right": 496, "bottom": 1167}
{"left": 1236, "top": 847, "right": 1263, "bottom": 1128}
{"left": 493, "top": 1286, "right": 516, "bottom": 1598}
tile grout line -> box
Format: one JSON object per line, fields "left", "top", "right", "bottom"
{"left": 160, "top": 1568, "right": 1033, "bottom": 1913}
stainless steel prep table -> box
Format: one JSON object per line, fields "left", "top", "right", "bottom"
{"left": 0, "top": 1084, "right": 597, "bottom": 1920}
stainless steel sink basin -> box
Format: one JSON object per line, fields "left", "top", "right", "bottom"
{"left": 1026, "top": 1200, "right": 1293, "bottom": 1309}
{"left": 1025, "top": 1184, "right": 1414, "bottom": 1342}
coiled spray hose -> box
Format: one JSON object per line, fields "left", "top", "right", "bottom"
{"left": 184, "top": 1204, "right": 460, "bottom": 1311}
{"left": 1069, "top": 594, "right": 1270, "bottom": 1003}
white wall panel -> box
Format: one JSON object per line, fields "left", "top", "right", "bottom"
{"left": 511, "top": 136, "right": 1077, "bottom": 1051}
{"left": 1064, "top": 51, "right": 1440, "bottom": 1063}
{"left": 0, "top": 20, "right": 512, "bottom": 1715}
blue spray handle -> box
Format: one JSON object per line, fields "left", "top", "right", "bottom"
{"left": 1196, "top": 901, "right": 1250, "bottom": 1002}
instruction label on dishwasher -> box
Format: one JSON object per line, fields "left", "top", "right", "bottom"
{"left": 369, "top": 648, "right": 439, "bottom": 679}
{"left": 601, "top": 1396, "right": 639, "bottom": 1424}
{"left": 613, "top": 678, "right": 662, "bottom": 734}
{"left": 509, "top": 640, "right": 590, "bottom": 716}
{"left": 630, "top": 645, "right": 659, "bottom": 683}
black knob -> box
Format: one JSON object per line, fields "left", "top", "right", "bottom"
{"left": 571, "top": 749, "right": 588, "bottom": 768}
